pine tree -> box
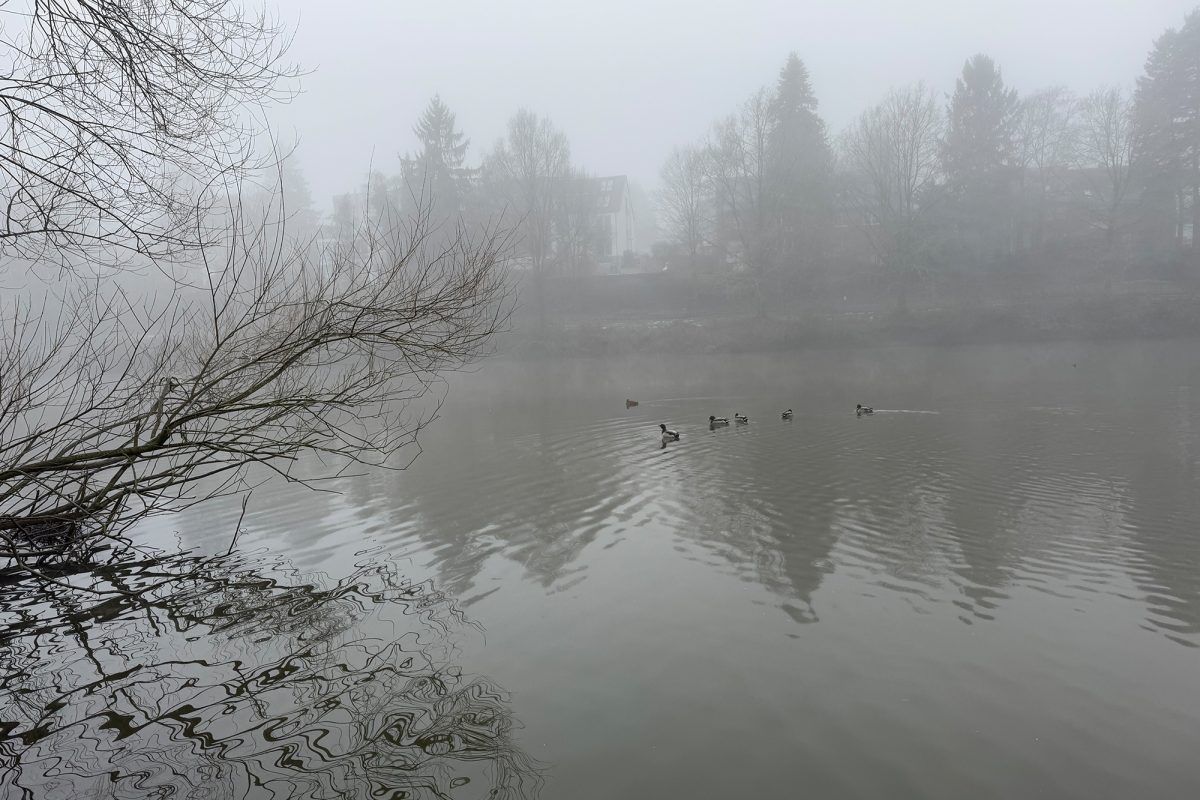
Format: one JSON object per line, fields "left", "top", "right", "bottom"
{"left": 941, "top": 54, "right": 1020, "bottom": 263}
{"left": 242, "top": 151, "right": 318, "bottom": 241}
{"left": 943, "top": 55, "right": 1019, "bottom": 186}
{"left": 403, "top": 95, "right": 472, "bottom": 222}
{"left": 279, "top": 155, "right": 318, "bottom": 235}
{"left": 413, "top": 94, "right": 470, "bottom": 170}
{"left": 766, "top": 53, "right": 832, "bottom": 282}
{"left": 769, "top": 53, "right": 826, "bottom": 170}
{"left": 1134, "top": 10, "right": 1200, "bottom": 253}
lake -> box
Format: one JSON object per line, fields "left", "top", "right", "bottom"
{"left": 3, "top": 340, "right": 1199, "bottom": 799}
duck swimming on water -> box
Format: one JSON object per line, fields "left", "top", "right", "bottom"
{"left": 781, "top": 409, "right": 793, "bottom": 420}
{"left": 626, "top": 399, "right": 639, "bottom": 408}
{"left": 734, "top": 413, "right": 749, "bottom": 424}
{"left": 856, "top": 404, "right": 874, "bottom": 416}
{"left": 660, "top": 423, "right": 680, "bottom": 441}
{"left": 709, "top": 415, "right": 729, "bottom": 427}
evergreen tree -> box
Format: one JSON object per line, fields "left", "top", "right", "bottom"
{"left": 367, "top": 169, "right": 397, "bottom": 225}
{"left": 413, "top": 94, "right": 470, "bottom": 171}
{"left": 769, "top": 53, "right": 827, "bottom": 175}
{"left": 941, "top": 54, "right": 1020, "bottom": 263}
{"left": 402, "top": 95, "right": 472, "bottom": 222}
{"left": 1134, "top": 10, "right": 1200, "bottom": 254}
{"left": 943, "top": 55, "right": 1019, "bottom": 187}
{"left": 330, "top": 192, "right": 361, "bottom": 240}
{"left": 766, "top": 53, "right": 832, "bottom": 283}
{"left": 242, "top": 151, "right": 319, "bottom": 242}
{"left": 278, "top": 155, "right": 318, "bottom": 236}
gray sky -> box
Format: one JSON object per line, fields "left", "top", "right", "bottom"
{"left": 269, "top": 0, "right": 1197, "bottom": 210}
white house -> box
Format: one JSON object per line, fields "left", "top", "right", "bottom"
{"left": 592, "top": 175, "right": 635, "bottom": 271}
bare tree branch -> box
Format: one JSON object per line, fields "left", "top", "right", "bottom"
{"left": 1, "top": 191, "right": 515, "bottom": 566}
{"left": 0, "top": 0, "right": 298, "bottom": 268}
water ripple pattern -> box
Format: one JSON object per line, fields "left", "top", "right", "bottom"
{"left": 131, "top": 343, "right": 1200, "bottom": 799}
{"left": 0, "top": 548, "right": 543, "bottom": 799}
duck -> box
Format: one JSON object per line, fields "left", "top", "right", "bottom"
{"left": 709, "top": 415, "right": 729, "bottom": 427}
{"left": 659, "top": 423, "right": 680, "bottom": 441}
{"left": 734, "top": 413, "right": 749, "bottom": 424}
{"left": 781, "top": 409, "right": 793, "bottom": 420}
{"left": 625, "top": 399, "right": 639, "bottom": 408}
{"left": 856, "top": 404, "right": 874, "bottom": 416}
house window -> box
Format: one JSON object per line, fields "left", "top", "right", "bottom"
{"left": 596, "top": 179, "right": 614, "bottom": 211}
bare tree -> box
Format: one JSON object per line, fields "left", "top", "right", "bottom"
{"left": 484, "top": 109, "right": 570, "bottom": 329}
{"left": 1014, "top": 86, "right": 1076, "bottom": 246}
{"left": 0, "top": 0, "right": 296, "bottom": 267}
{"left": 694, "top": 58, "right": 833, "bottom": 303}
{"left": 656, "top": 145, "right": 710, "bottom": 264}
{"left": 0, "top": 195, "right": 513, "bottom": 567}
{"left": 485, "top": 110, "right": 571, "bottom": 272}
{"left": 554, "top": 168, "right": 600, "bottom": 274}
{"left": 706, "top": 89, "right": 773, "bottom": 308}
{"left": 1077, "top": 86, "right": 1140, "bottom": 247}
{"left": 840, "top": 83, "right": 943, "bottom": 299}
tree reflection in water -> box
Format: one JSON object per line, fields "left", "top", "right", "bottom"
{"left": 0, "top": 548, "right": 542, "bottom": 799}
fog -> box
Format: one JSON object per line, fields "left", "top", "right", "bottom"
{"left": 269, "top": 0, "right": 1196, "bottom": 204}
{"left": 6, "top": 4, "right": 1200, "bottom": 798}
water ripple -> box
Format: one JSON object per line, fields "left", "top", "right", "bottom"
{"left": 0, "top": 549, "right": 543, "bottom": 799}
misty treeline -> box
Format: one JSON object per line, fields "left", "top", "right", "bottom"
{"left": 0, "top": 1, "right": 512, "bottom": 570}
{"left": 301, "top": 98, "right": 641, "bottom": 285}
{"left": 299, "top": 7, "right": 1200, "bottom": 328}
{"left": 655, "top": 10, "right": 1200, "bottom": 309}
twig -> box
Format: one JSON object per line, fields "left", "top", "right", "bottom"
{"left": 226, "top": 491, "right": 251, "bottom": 556}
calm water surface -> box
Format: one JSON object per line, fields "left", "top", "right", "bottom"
{"left": 3, "top": 340, "right": 1200, "bottom": 798}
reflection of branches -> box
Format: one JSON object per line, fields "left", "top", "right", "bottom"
{"left": 0, "top": 547, "right": 542, "bottom": 799}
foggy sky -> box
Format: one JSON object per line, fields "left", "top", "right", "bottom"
{"left": 269, "top": 0, "right": 1197, "bottom": 212}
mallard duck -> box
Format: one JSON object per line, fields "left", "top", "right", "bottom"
{"left": 709, "top": 415, "right": 729, "bottom": 427}
{"left": 781, "top": 409, "right": 793, "bottom": 420}
{"left": 625, "top": 399, "right": 639, "bottom": 408}
{"left": 659, "top": 423, "right": 680, "bottom": 441}
{"left": 856, "top": 404, "right": 874, "bottom": 416}
{"left": 734, "top": 413, "right": 749, "bottom": 424}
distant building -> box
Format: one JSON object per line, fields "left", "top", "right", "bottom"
{"left": 550, "top": 174, "right": 639, "bottom": 274}
{"left": 592, "top": 175, "right": 635, "bottom": 271}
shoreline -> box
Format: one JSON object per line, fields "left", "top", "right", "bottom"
{"left": 498, "top": 293, "right": 1200, "bottom": 358}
